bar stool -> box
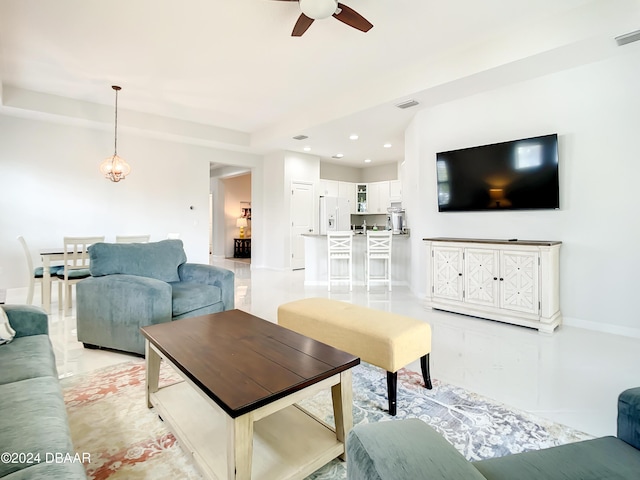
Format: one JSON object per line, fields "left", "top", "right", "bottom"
{"left": 327, "top": 231, "right": 353, "bottom": 291}
{"left": 365, "top": 231, "right": 393, "bottom": 291}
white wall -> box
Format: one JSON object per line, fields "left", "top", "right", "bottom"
{"left": 360, "top": 163, "right": 399, "bottom": 183}
{"left": 320, "top": 162, "right": 361, "bottom": 183}
{"left": 405, "top": 45, "right": 640, "bottom": 336}
{"left": 320, "top": 161, "right": 399, "bottom": 183}
{"left": 0, "top": 113, "right": 259, "bottom": 289}
{"left": 260, "top": 152, "right": 287, "bottom": 269}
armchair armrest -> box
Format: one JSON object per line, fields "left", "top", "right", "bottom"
{"left": 618, "top": 387, "right": 640, "bottom": 449}
{"left": 346, "top": 419, "right": 486, "bottom": 480}
{"left": 178, "top": 263, "right": 235, "bottom": 310}
{"left": 2, "top": 304, "right": 49, "bottom": 337}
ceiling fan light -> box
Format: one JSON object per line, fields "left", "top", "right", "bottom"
{"left": 300, "top": 0, "right": 338, "bottom": 19}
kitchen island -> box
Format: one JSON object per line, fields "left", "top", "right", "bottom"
{"left": 302, "top": 232, "right": 410, "bottom": 288}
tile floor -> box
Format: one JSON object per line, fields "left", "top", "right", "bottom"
{"left": 6, "top": 257, "right": 640, "bottom": 439}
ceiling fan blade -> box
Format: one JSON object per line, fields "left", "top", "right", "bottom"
{"left": 292, "top": 13, "right": 314, "bottom": 36}
{"left": 333, "top": 3, "right": 373, "bottom": 32}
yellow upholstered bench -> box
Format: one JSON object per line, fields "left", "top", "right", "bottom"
{"left": 277, "top": 297, "right": 432, "bottom": 416}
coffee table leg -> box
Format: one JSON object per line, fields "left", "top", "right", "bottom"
{"left": 227, "top": 413, "right": 253, "bottom": 480}
{"left": 145, "top": 340, "right": 161, "bottom": 409}
{"left": 331, "top": 369, "right": 353, "bottom": 461}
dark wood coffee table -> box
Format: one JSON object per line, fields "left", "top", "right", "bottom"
{"left": 140, "top": 310, "right": 360, "bottom": 480}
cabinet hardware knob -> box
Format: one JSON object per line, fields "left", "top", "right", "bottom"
{"left": 500, "top": 278, "right": 504, "bottom": 281}
{"left": 458, "top": 273, "right": 462, "bottom": 276}
{"left": 493, "top": 277, "right": 498, "bottom": 280}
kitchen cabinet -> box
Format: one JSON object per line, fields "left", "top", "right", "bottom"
{"left": 390, "top": 180, "right": 402, "bottom": 203}
{"left": 425, "top": 238, "right": 561, "bottom": 333}
{"left": 356, "top": 184, "right": 368, "bottom": 213}
{"left": 367, "top": 181, "right": 391, "bottom": 214}
{"left": 320, "top": 180, "right": 396, "bottom": 214}
{"left": 319, "top": 179, "right": 339, "bottom": 197}
{"left": 338, "top": 182, "right": 356, "bottom": 214}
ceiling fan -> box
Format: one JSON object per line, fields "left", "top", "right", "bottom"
{"left": 274, "top": 0, "right": 373, "bottom": 37}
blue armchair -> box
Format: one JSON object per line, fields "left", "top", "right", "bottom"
{"left": 76, "top": 239, "right": 234, "bottom": 355}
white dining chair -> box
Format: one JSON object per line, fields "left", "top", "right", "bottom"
{"left": 17, "top": 235, "right": 63, "bottom": 306}
{"left": 115, "top": 234, "right": 150, "bottom": 243}
{"left": 57, "top": 236, "right": 105, "bottom": 315}
{"left": 327, "top": 231, "right": 353, "bottom": 291}
{"left": 365, "top": 230, "right": 393, "bottom": 291}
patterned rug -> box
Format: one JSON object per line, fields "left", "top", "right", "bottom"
{"left": 61, "top": 360, "right": 592, "bottom": 479}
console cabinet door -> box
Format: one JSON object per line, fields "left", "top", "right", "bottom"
{"left": 464, "top": 248, "right": 499, "bottom": 307}
{"left": 432, "top": 246, "right": 464, "bottom": 301}
{"left": 426, "top": 238, "right": 560, "bottom": 333}
{"left": 499, "top": 250, "right": 539, "bottom": 315}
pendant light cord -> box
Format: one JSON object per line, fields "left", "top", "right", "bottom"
{"left": 112, "top": 85, "right": 121, "bottom": 156}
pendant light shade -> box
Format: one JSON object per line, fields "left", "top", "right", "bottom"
{"left": 100, "top": 85, "right": 131, "bottom": 182}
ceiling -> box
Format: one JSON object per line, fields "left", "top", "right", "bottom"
{"left": 0, "top": 0, "right": 638, "bottom": 168}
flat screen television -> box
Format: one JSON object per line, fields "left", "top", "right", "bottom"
{"left": 436, "top": 133, "right": 559, "bottom": 212}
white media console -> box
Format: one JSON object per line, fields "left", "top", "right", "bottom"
{"left": 424, "top": 237, "right": 562, "bottom": 333}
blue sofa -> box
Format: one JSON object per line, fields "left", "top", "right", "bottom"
{"left": 0, "top": 305, "right": 87, "bottom": 479}
{"left": 76, "top": 239, "right": 234, "bottom": 355}
{"left": 347, "top": 387, "right": 640, "bottom": 479}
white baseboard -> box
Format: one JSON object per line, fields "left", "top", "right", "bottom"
{"left": 562, "top": 316, "right": 640, "bottom": 339}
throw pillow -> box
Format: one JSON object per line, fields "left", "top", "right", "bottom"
{"left": 0, "top": 306, "right": 16, "bottom": 345}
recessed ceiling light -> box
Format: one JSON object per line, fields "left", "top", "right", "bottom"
{"left": 293, "top": 134, "right": 309, "bottom": 140}
{"left": 303, "top": 146, "right": 311, "bottom": 152}
{"left": 364, "top": 158, "right": 372, "bottom": 163}
{"left": 349, "top": 134, "right": 359, "bottom": 140}
{"left": 383, "top": 143, "right": 392, "bottom": 148}
{"left": 332, "top": 153, "right": 344, "bottom": 159}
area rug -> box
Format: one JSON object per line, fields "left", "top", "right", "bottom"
{"left": 61, "top": 360, "right": 592, "bottom": 479}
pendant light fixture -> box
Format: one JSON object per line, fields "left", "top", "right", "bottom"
{"left": 100, "top": 85, "right": 131, "bottom": 182}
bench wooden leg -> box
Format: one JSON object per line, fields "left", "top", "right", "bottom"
{"left": 421, "top": 354, "right": 433, "bottom": 390}
{"left": 386, "top": 371, "right": 397, "bottom": 416}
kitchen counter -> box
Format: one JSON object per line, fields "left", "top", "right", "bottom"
{"left": 303, "top": 230, "right": 410, "bottom": 237}
{"left": 302, "top": 232, "right": 410, "bottom": 287}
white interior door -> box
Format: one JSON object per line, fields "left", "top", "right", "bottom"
{"left": 291, "top": 181, "right": 314, "bottom": 270}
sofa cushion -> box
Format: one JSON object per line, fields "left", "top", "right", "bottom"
{"left": 347, "top": 419, "right": 486, "bottom": 480}
{"left": 170, "top": 282, "right": 222, "bottom": 317}
{"left": 3, "top": 305, "right": 49, "bottom": 338}
{"left": 3, "top": 462, "right": 87, "bottom": 479}
{"left": 619, "top": 387, "right": 640, "bottom": 450}
{"left": 89, "top": 239, "right": 186, "bottom": 282}
{"left": 472, "top": 436, "right": 640, "bottom": 480}
{"left": 0, "top": 377, "right": 78, "bottom": 478}
{"left": 0, "top": 306, "right": 16, "bottom": 345}
{"left": 0, "top": 335, "right": 58, "bottom": 385}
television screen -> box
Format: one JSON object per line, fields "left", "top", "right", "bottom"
{"left": 436, "top": 134, "right": 559, "bottom": 212}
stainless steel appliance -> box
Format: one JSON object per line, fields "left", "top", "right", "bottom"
{"left": 319, "top": 196, "right": 351, "bottom": 234}
{"left": 387, "top": 207, "right": 405, "bottom": 234}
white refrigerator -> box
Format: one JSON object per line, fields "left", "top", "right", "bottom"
{"left": 319, "top": 196, "right": 351, "bottom": 234}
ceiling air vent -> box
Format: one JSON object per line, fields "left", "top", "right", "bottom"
{"left": 615, "top": 29, "right": 640, "bottom": 46}
{"left": 395, "top": 99, "right": 419, "bottom": 109}
{"left": 293, "top": 134, "right": 309, "bottom": 140}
